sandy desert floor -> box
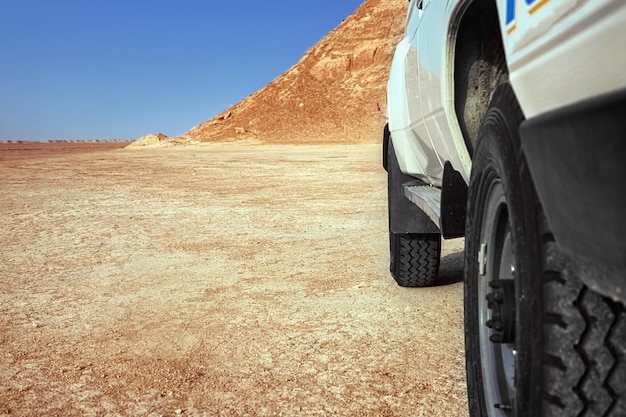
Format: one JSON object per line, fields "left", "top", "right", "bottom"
{"left": 0, "top": 142, "right": 468, "bottom": 416}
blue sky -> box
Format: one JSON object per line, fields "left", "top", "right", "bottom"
{"left": 0, "top": 0, "right": 363, "bottom": 141}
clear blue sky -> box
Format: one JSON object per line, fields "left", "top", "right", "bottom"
{"left": 0, "top": 0, "right": 363, "bottom": 141}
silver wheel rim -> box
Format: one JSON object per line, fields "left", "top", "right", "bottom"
{"left": 478, "top": 179, "right": 516, "bottom": 416}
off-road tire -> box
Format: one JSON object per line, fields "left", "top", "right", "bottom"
{"left": 385, "top": 124, "right": 442, "bottom": 287}
{"left": 389, "top": 232, "right": 441, "bottom": 287}
{"left": 464, "top": 82, "right": 626, "bottom": 417}
{"left": 541, "top": 237, "right": 626, "bottom": 417}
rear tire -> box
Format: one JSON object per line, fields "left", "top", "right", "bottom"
{"left": 541, "top": 244, "right": 626, "bottom": 417}
{"left": 464, "top": 83, "right": 626, "bottom": 416}
{"left": 464, "top": 83, "right": 533, "bottom": 416}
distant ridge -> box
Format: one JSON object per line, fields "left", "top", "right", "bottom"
{"left": 175, "top": 0, "right": 406, "bottom": 145}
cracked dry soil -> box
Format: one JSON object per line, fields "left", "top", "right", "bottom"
{"left": 0, "top": 142, "right": 468, "bottom": 416}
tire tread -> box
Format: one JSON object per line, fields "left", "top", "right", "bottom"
{"left": 391, "top": 233, "right": 440, "bottom": 287}
{"left": 541, "top": 238, "right": 626, "bottom": 417}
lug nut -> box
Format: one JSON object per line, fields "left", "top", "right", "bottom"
{"left": 486, "top": 319, "right": 503, "bottom": 331}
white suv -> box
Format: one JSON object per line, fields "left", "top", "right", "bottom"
{"left": 384, "top": 1, "right": 626, "bottom": 416}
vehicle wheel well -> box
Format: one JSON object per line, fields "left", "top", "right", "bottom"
{"left": 454, "top": 0, "right": 508, "bottom": 156}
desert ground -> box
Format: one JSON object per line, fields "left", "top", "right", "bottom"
{"left": 0, "top": 142, "right": 468, "bottom": 416}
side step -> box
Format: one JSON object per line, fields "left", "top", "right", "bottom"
{"left": 403, "top": 182, "right": 441, "bottom": 229}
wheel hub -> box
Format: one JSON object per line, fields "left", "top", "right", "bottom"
{"left": 486, "top": 278, "right": 516, "bottom": 344}
{"left": 476, "top": 183, "right": 518, "bottom": 416}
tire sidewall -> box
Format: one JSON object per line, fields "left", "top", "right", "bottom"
{"left": 465, "top": 84, "right": 542, "bottom": 417}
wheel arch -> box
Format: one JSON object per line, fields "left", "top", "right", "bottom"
{"left": 440, "top": 0, "right": 510, "bottom": 239}
{"left": 452, "top": 0, "right": 509, "bottom": 156}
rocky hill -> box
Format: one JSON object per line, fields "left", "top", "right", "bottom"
{"left": 135, "top": 0, "right": 407, "bottom": 146}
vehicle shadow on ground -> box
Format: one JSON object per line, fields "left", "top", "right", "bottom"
{"left": 435, "top": 250, "right": 465, "bottom": 286}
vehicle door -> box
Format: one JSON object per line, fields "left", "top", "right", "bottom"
{"left": 416, "top": 0, "right": 463, "bottom": 182}
{"left": 404, "top": 0, "right": 444, "bottom": 183}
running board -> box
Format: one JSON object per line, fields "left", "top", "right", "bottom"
{"left": 403, "top": 182, "right": 441, "bottom": 228}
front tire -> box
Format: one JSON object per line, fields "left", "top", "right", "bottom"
{"left": 389, "top": 231, "right": 441, "bottom": 287}
{"left": 386, "top": 125, "right": 442, "bottom": 287}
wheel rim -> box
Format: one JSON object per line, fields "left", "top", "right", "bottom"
{"left": 478, "top": 178, "right": 517, "bottom": 416}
